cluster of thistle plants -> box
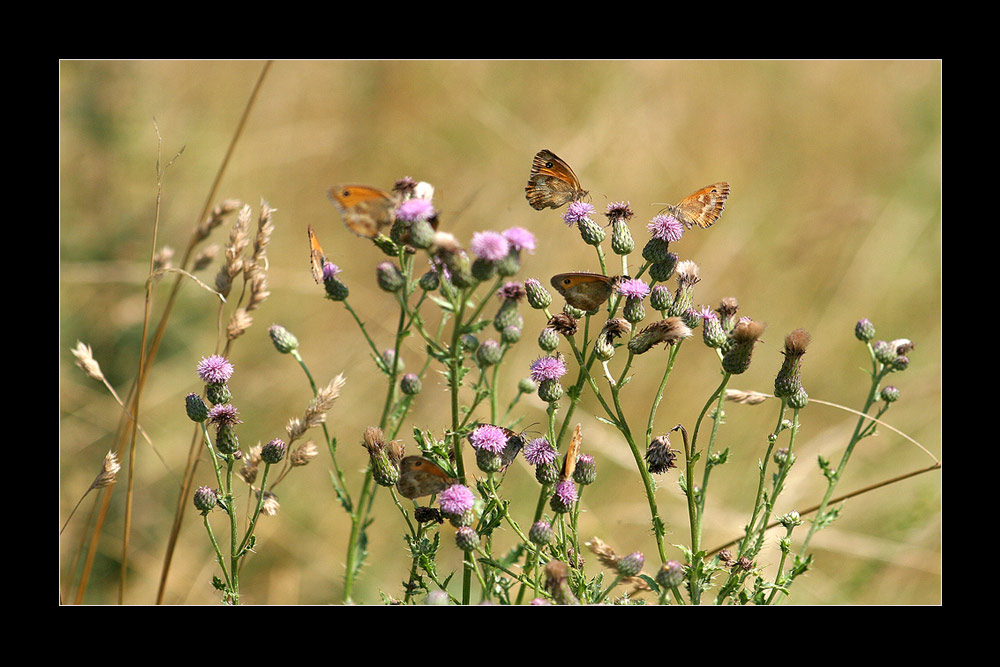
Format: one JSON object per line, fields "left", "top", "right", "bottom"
{"left": 181, "top": 176, "right": 922, "bottom": 605}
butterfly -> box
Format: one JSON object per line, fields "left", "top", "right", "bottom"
{"left": 307, "top": 225, "right": 327, "bottom": 283}
{"left": 551, "top": 272, "right": 620, "bottom": 311}
{"left": 561, "top": 424, "right": 583, "bottom": 481}
{"left": 328, "top": 184, "right": 398, "bottom": 238}
{"left": 396, "top": 456, "right": 457, "bottom": 500}
{"left": 661, "top": 182, "right": 731, "bottom": 229}
{"left": 525, "top": 149, "right": 589, "bottom": 210}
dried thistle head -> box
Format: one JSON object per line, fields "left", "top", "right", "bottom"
{"left": 255, "top": 488, "right": 280, "bottom": 516}
{"left": 290, "top": 441, "right": 318, "bottom": 467}
{"left": 547, "top": 312, "right": 578, "bottom": 337}
{"left": 239, "top": 444, "right": 263, "bottom": 485}
{"left": 600, "top": 318, "right": 632, "bottom": 343}
{"left": 585, "top": 536, "right": 651, "bottom": 593}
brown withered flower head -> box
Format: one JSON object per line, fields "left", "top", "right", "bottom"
{"left": 548, "top": 312, "right": 578, "bottom": 337}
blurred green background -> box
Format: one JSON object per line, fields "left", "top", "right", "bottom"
{"left": 60, "top": 60, "right": 941, "bottom": 605}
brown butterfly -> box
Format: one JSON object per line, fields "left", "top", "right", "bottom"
{"left": 525, "top": 149, "right": 589, "bottom": 210}
{"left": 396, "top": 456, "right": 457, "bottom": 500}
{"left": 662, "top": 182, "right": 731, "bottom": 229}
{"left": 561, "top": 424, "right": 583, "bottom": 481}
{"left": 469, "top": 423, "right": 530, "bottom": 473}
{"left": 551, "top": 272, "right": 619, "bottom": 311}
{"left": 328, "top": 184, "right": 398, "bottom": 238}
{"left": 307, "top": 224, "right": 327, "bottom": 284}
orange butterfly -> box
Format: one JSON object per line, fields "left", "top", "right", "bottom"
{"left": 662, "top": 182, "right": 731, "bottom": 229}
{"left": 525, "top": 149, "right": 588, "bottom": 210}
{"left": 561, "top": 425, "right": 583, "bottom": 481}
{"left": 396, "top": 456, "right": 457, "bottom": 500}
{"left": 328, "top": 184, "right": 398, "bottom": 238}
{"left": 307, "top": 224, "right": 327, "bottom": 284}
{"left": 550, "top": 272, "right": 619, "bottom": 311}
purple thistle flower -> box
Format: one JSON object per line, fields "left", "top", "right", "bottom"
{"left": 208, "top": 403, "right": 242, "bottom": 427}
{"left": 470, "top": 231, "right": 511, "bottom": 262}
{"left": 395, "top": 198, "right": 435, "bottom": 222}
{"left": 197, "top": 355, "right": 233, "bottom": 383}
{"left": 323, "top": 262, "right": 341, "bottom": 279}
{"left": 562, "top": 201, "right": 595, "bottom": 226}
{"left": 503, "top": 226, "right": 536, "bottom": 253}
{"left": 700, "top": 306, "right": 718, "bottom": 322}
{"left": 530, "top": 355, "right": 567, "bottom": 383}
{"left": 524, "top": 438, "right": 556, "bottom": 465}
{"left": 497, "top": 281, "right": 525, "bottom": 301}
{"left": 554, "top": 479, "right": 578, "bottom": 505}
{"left": 616, "top": 278, "right": 650, "bottom": 300}
{"left": 647, "top": 213, "right": 685, "bottom": 242}
{"left": 605, "top": 201, "right": 634, "bottom": 222}
{"left": 438, "top": 483, "right": 475, "bottom": 516}
{"left": 470, "top": 424, "right": 509, "bottom": 454}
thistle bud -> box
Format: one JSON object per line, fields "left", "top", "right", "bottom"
{"left": 524, "top": 278, "right": 553, "bottom": 309}
{"left": 376, "top": 261, "right": 405, "bottom": 292}
{"left": 855, "top": 318, "right": 876, "bottom": 342}
{"left": 611, "top": 219, "right": 635, "bottom": 255}
{"left": 268, "top": 325, "right": 299, "bottom": 354}
{"left": 193, "top": 486, "right": 219, "bottom": 514}
{"left": 774, "top": 328, "right": 811, "bottom": 398}
{"left": 185, "top": 392, "right": 210, "bottom": 422}
{"left": 721, "top": 320, "right": 766, "bottom": 375}
{"left": 400, "top": 373, "right": 422, "bottom": 396}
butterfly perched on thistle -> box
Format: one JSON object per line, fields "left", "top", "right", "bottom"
{"left": 525, "top": 149, "right": 589, "bottom": 210}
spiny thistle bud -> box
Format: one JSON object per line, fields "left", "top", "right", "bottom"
{"left": 650, "top": 284, "right": 673, "bottom": 312}
{"left": 381, "top": 349, "right": 403, "bottom": 373}
{"left": 881, "top": 385, "right": 900, "bottom": 403}
{"left": 524, "top": 278, "right": 553, "bottom": 309}
{"left": 193, "top": 486, "right": 219, "bottom": 514}
{"left": 376, "top": 261, "right": 405, "bottom": 292}
{"left": 477, "top": 339, "right": 502, "bottom": 367}
{"left": 460, "top": 334, "right": 479, "bottom": 352}
{"left": 361, "top": 426, "right": 400, "bottom": 487}
{"left": 476, "top": 447, "right": 503, "bottom": 473}
{"left": 538, "top": 327, "right": 560, "bottom": 351}
{"left": 646, "top": 434, "right": 679, "bottom": 474}
{"left": 400, "top": 373, "right": 422, "bottom": 396}
{"left": 372, "top": 234, "right": 399, "bottom": 257}
{"left": 617, "top": 551, "right": 645, "bottom": 577}
{"left": 261, "top": 438, "right": 287, "bottom": 464}
{"left": 594, "top": 334, "right": 615, "bottom": 360}
{"left": 855, "top": 318, "right": 876, "bottom": 342}
{"left": 215, "top": 423, "right": 240, "bottom": 455}
{"left": 564, "top": 304, "right": 587, "bottom": 319}
{"left": 700, "top": 307, "right": 727, "bottom": 348}
{"left": 518, "top": 377, "right": 538, "bottom": 394}
{"left": 623, "top": 298, "right": 646, "bottom": 324}
{"left": 573, "top": 454, "right": 597, "bottom": 485}
{"left": 787, "top": 386, "right": 809, "bottom": 409}
{"left": 538, "top": 379, "right": 564, "bottom": 403}
{"left": 529, "top": 520, "right": 554, "bottom": 545}
{"left": 418, "top": 268, "right": 440, "bottom": 291}
{"left": 455, "top": 526, "right": 479, "bottom": 552}
{"left": 494, "top": 298, "right": 522, "bottom": 331}
{"left": 205, "top": 382, "right": 231, "bottom": 405}
{"left": 668, "top": 260, "right": 700, "bottom": 317}
{"left": 721, "top": 319, "right": 766, "bottom": 374}
{"left": 501, "top": 325, "right": 521, "bottom": 344}
{"left": 577, "top": 217, "right": 606, "bottom": 246}
{"left": 535, "top": 461, "right": 559, "bottom": 485}
{"left": 642, "top": 237, "right": 672, "bottom": 264}
{"left": 471, "top": 257, "right": 497, "bottom": 281}
{"left": 323, "top": 273, "right": 349, "bottom": 301}
{"left": 656, "top": 560, "right": 685, "bottom": 589}
{"left": 611, "top": 219, "right": 635, "bottom": 255}
{"left": 627, "top": 317, "right": 692, "bottom": 354}
{"left": 268, "top": 324, "right": 299, "bottom": 354}
{"left": 408, "top": 218, "right": 435, "bottom": 249}
{"left": 648, "top": 254, "right": 679, "bottom": 283}
{"left": 186, "top": 392, "right": 210, "bottom": 422}
{"left": 774, "top": 328, "right": 811, "bottom": 398}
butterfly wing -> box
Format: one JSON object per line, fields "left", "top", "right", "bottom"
{"left": 328, "top": 184, "right": 397, "bottom": 238}
{"left": 396, "top": 456, "right": 454, "bottom": 500}
{"left": 671, "top": 182, "right": 730, "bottom": 229}
{"left": 525, "top": 149, "right": 588, "bottom": 210}
{"left": 551, "top": 273, "right": 614, "bottom": 311}
{"left": 561, "top": 424, "right": 583, "bottom": 481}
{"left": 307, "top": 225, "right": 326, "bottom": 284}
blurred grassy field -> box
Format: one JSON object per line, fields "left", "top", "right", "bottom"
{"left": 60, "top": 60, "right": 941, "bottom": 605}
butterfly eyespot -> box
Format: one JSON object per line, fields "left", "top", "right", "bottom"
{"left": 545, "top": 160, "right": 555, "bottom": 168}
